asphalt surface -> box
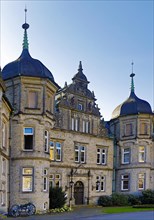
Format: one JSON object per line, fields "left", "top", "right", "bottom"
{"left": 6, "top": 206, "right": 154, "bottom": 220}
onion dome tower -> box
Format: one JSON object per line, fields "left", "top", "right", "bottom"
{"left": 2, "top": 8, "right": 57, "bottom": 86}
{"left": 111, "top": 62, "right": 152, "bottom": 119}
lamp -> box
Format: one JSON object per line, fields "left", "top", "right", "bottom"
{"left": 92, "top": 180, "right": 100, "bottom": 191}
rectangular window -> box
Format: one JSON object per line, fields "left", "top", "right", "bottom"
{"left": 49, "top": 174, "right": 54, "bottom": 188}
{"left": 121, "top": 174, "right": 129, "bottom": 191}
{"left": 138, "top": 173, "right": 145, "bottom": 190}
{"left": 125, "top": 123, "right": 133, "bottom": 136}
{"left": 55, "top": 174, "right": 61, "bottom": 187}
{"left": 2, "top": 157, "right": 6, "bottom": 175}
{"left": 22, "top": 168, "right": 33, "bottom": 192}
{"left": 43, "top": 169, "right": 48, "bottom": 191}
{"left": 49, "top": 174, "right": 61, "bottom": 188}
{"left": 97, "top": 148, "right": 107, "bottom": 165}
{"left": 82, "top": 120, "right": 90, "bottom": 133}
{"left": 139, "top": 146, "right": 145, "bottom": 162}
{"left": 75, "top": 146, "right": 86, "bottom": 163}
{"left": 140, "top": 123, "right": 148, "bottom": 135}
{"left": 71, "top": 118, "right": 79, "bottom": 131}
{"left": 44, "top": 130, "right": 49, "bottom": 152}
{"left": 2, "top": 122, "right": 7, "bottom": 148}
{"left": 24, "top": 128, "right": 34, "bottom": 150}
{"left": 122, "top": 148, "right": 130, "bottom": 164}
{"left": 95, "top": 176, "right": 105, "bottom": 192}
{"left": 0, "top": 183, "right": 6, "bottom": 206}
{"left": 49, "top": 141, "right": 62, "bottom": 161}
{"left": 28, "top": 91, "right": 38, "bottom": 108}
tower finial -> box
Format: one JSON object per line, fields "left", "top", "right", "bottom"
{"left": 78, "top": 61, "right": 83, "bottom": 72}
{"left": 130, "top": 61, "right": 135, "bottom": 93}
{"left": 22, "top": 7, "right": 29, "bottom": 50}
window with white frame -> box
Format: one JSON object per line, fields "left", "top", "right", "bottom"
{"left": 24, "top": 128, "right": 34, "bottom": 150}
{"left": 121, "top": 174, "right": 129, "bottom": 191}
{"left": 44, "top": 130, "right": 49, "bottom": 152}
{"left": 122, "top": 148, "right": 130, "bottom": 164}
{"left": 71, "top": 118, "right": 79, "bottom": 131}
{"left": 43, "top": 169, "right": 48, "bottom": 191}
{"left": 97, "top": 148, "right": 107, "bottom": 165}
{"left": 138, "top": 173, "right": 145, "bottom": 190}
{"left": 82, "top": 120, "right": 90, "bottom": 133}
{"left": 2, "top": 122, "right": 7, "bottom": 148}
{"left": 2, "top": 157, "right": 6, "bottom": 175}
{"left": 96, "top": 176, "right": 105, "bottom": 192}
{"left": 50, "top": 141, "right": 62, "bottom": 161}
{"left": 138, "top": 146, "right": 145, "bottom": 162}
{"left": 75, "top": 146, "right": 86, "bottom": 163}
{"left": 22, "top": 168, "right": 33, "bottom": 192}
{"left": 49, "top": 174, "right": 61, "bottom": 188}
{"left": 0, "top": 182, "right": 6, "bottom": 206}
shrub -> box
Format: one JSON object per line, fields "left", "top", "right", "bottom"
{"left": 128, "top": 194, "right": 141, "bottom": 205}
{"left": 49, "top": 187, "right": 67, "bottom": 209}
{"left": 98, "top": 195, "right": 112, "bottom": 207}
{"left": 140, "top": 189, "right": 154, "bottom": 204}
{"left": 111, "top": 193, "right": 129, "bottom": 206}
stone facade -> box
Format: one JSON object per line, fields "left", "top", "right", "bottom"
{"left": 0, "top": 71, "right": 12, "bottom": 213}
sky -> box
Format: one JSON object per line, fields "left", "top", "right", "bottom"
{"left": 1, "top": 0, "right": 153, "bottom": 120}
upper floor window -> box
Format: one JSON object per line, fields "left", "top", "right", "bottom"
{"left": 78, "top": 103, "right": 83, "bottom": 111}
{"left": 125, "top": 123, "right": 133, "bottom": 136}
{"left": 122, "top": 148, "right": 130, "bottom": 164}
{"left": 47, "top": 94, "right": 53, "bottom": 113}
{"left": 71, "top": 118, "right": 79, "bottom": 131}
{"left": 82, "top": 120, "right": 90, "bottom": 133}
{"left": 75, "top": 146, "right": 86, "bottom": 163}
{"left": 22, "top": 168, "right": 33, "bottom": 192}
{"left": 44, "top": 130, "right": 49, "bottom": 153}
{"left": 43, "top": 169, "right": 48, "bottom": 191}
{"left": 96, "top": 176, "right": 105, "bottom": 192}
{"left": 2, "top": 122, "right": 7, "bottom": 148}
{"left": 138, "top": 146, "right": 145, "bottom": 163}
{"left": 121, "top": 174, "right": 129, "bottom": 191}
{"left": 24, "top": 128, "right": 34, "bottom": 150}
{"left": 28, "top": 91, "right": 38, "bottom": 108}
{"left": 50, "top": 141, "right": 62, "bottom": 161}
{"left": 140, "top": 123, "right": 148, "bottom": 135}
{"left": 2, "top": 157, "right": 6, "bottom": 175}
{"left": 138, "top": 173, "right": 145, "bottom": 190}
{"left": 97, "top": 148, "right": 107, "bottom": 165}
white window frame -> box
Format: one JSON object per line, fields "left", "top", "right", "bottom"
{"left": 82, "top": 120, "right": 90, "bottom": 133}
{"left": 22, "top": 168, "right": 33, "bottom": 192}
{"left": 138, "top": 173, "right": 145, "bottom": 190}
{"left": 50, "top": 141, "right": 62, "bottom": 161}
{"left": 122, "top": 148, "right": 130, "bottom": 164}
{"left": 138, "top": 146, "right": 145, "bottom": 163}
{"left": 71, "top": 118, "right": 79, "bottom": 131}
{"left": 96, "top": 176, "right": 105, "bottom": 192}
{"left": 43, "top": 169, "right": 48, "bottom": 191}
{"left": 23, "top": 128, "right": 34, "bottom": 151}
{"left": 97, "top": 148, "right": 107, "bottom": 165}
{"left": 75, "top": 146, "right": 86, "bottom": 163}
{"left": 121, "top": 174, "right": 129, "bottom": 191}
{"left": 44, "top": 130, "right": 49, "bottom": 152}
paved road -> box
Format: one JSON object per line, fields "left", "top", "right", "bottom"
{"left": 7, "top": 206, "right": 154, "bottom": 220}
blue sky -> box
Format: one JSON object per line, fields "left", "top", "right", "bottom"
{"left": 1, "top": 0, "right": 153, "bottom": 120}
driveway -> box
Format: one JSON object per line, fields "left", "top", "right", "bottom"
{"left": 7, "top": 206, "right": 154, "bottom": 220}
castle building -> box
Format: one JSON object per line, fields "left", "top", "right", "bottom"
{"left": 1, "top": 10, "right": 113, "bottom": 211}
{"left": 0, "top": 10, "right": 153, "bottom": 213}
{"left": 109, "top": 67, "right": 154, "bottom": 194}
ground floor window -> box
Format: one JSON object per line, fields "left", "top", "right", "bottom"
{"left": 49, "top": 174, "right": 61, "bottom": 188}
{"left": 121, "top": 174, "right": 129, "bottom": 191}
{"left": 22, "top": 168, "right": 33, "bottom": 192}
{"left": 0, "top": 182, "right": 6, "bottom": 206}
{"left": 138, "top": 173, "right": 145, "bottom": 190}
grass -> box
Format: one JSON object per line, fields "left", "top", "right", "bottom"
{"left": 102, "top": 206, "right": 154, "bottom": 214}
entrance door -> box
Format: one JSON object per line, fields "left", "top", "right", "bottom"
{"left": 74, "top": 181, "right": 84, "bottom": 205}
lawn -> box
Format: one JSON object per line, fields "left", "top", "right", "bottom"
{"left": 102, "top": 206, "right": 154, "bottom": 214}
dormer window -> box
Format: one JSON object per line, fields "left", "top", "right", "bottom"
{"left": 78, "top": 103, "right": 83, "bottom": 111}
{"left": 140, "top": 122, "right": 148, "bottom": 135}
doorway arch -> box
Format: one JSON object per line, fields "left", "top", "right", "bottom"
{"left": 74, "top": 181, "right": 84, "bottom": 205}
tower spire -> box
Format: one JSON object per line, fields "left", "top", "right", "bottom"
{"left": 130, "top": 61, "right": 135, "bottom": 93}
{"left": 22, "top": 7, "right": 29, "bottom": 50}
{"left": 78, "top": 61, "right": 83, "bottom": 72}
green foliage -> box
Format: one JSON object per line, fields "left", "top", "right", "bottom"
{"left": 49, "top": 205, "right": 72, "bottom": 213}
{"left": 111, "top": 193, "right": 129, "bottom": 206}
{"left": 127, "top": 194, "right": 141, "bottom": 205}
{"left": 49, "top": 187, "right": 67, "bottom": 209}
{"left": 98, "top": 195, "right": 112, "bottom": 207}
{"left": 133, "top": 204, "right": 154, "bottom": 208}
{"left": 140, "top": 189, "right": 154, "bottom": 204}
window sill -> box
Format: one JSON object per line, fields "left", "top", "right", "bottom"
{"left": 23, "top": 150, "right": 34, "bottom": 152}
